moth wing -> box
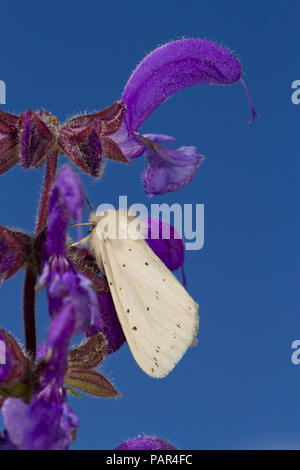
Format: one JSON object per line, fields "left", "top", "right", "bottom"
{"left": 99, "top": 238, "right": 199, "bottom": 378}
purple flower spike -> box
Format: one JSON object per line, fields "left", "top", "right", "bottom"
{"left": 116, "top": 436, "right": 176, "bottom": 450}
{"left": 55, "top": 165, "right": 84, "bottom": 222}
{"left": 40, "top": 165, "right": 100, "bottom": 335}
{"left": 2, "top": 305, "right": 79, "bottom": 450}
{"left": 122, "top": 39, "right": 241, "bottom": 133}
{"left": 118, "top": 39, "right": 248, "bottom": 195}
{"left": 46, "top": 164, "right": 84, "bottom": 257}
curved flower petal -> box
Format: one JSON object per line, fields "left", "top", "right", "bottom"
{"left": 122, "top": 38, "right": 241, "bottom": 133}
{"left": 116, "top": 435, "right": 176, "bottom": 450}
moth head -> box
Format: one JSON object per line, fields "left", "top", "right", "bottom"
{"left": 90, "top": 209, "right": 147, "bottom": 241}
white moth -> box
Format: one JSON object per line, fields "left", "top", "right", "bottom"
{"left": 88, "top": 209, "right": 199, "bottom": 378}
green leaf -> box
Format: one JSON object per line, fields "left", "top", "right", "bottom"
{"left": 64, "top": 367, "right": 121, "bottom": 398}
{"left": 65, "top": 387, "right": 83, "bottom": 399}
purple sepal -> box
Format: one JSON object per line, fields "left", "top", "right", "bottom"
{"left": 0, "top": 110, "right": 19, "bottom": 175}
{"left": 58, "top": 102, "right": 129, "bottom": 177}
{"left": 0, "top": 227, "right": 31, "bottom": 284}
{"left": 19, "top": 110, "right": 56, "bottom": 169}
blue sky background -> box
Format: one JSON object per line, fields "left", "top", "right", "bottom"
{"left": 0, "top": 0, "right": 299, "bottom": 449}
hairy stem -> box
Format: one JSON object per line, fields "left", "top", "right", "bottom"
{"left": 35, "top": 150, "right": 58, "bottom": 234}
{"left": 23, "top": 151, "right": 58, "bottom": 358}
{"left": 23, "top": 266, "right": 37, "bottom": 359}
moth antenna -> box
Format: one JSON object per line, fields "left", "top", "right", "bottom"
{"left": 181, "top": 265, "right": 187, "bottom": 287}
{"left": 68, "top": 222, "right": 92, "bottom": 228}
{"left": 68, "top": 235, "right": 91, "bottom": 248}
{"left": 84, "top": 195, "right": 95, "bottom": 214}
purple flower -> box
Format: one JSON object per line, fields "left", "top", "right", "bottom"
{"left": 141, "top": 134, "right": 205, "bottom": 196}
{"left": 40, "top": 165, "right": 100, "bottom": 334}
{"left": 116, "top": 436, "right": 176, "bottom": 450}
{"left": 87, "top": 291, "right": 126, "bottom": 354}
{"left": 145, "top": 218, "right": 184, "bottom": 272}
{"left": 2, "top": 304, "right": 79, "bottom": 450}
{"left": 115, "top": 38, "right": 256, "bottom": 195}
{"left": 0, "top": 431, "right": 16, "bottom": 450}
{"left": 2, "top": 397, "right": 78, "bottom": 450}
